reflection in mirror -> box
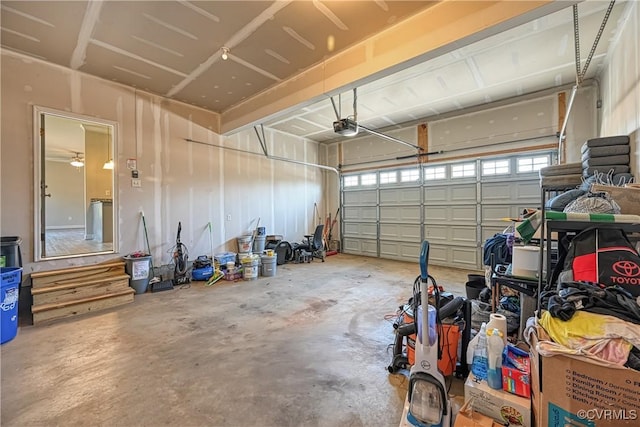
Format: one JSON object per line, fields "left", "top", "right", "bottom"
{"left": 34, "top": 107, "right": 117, "bottom": 260}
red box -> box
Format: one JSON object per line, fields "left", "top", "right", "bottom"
{"left": 502, "top": 364, "right": 531, "bottom": 398}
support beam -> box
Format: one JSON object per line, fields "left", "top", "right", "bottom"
{"left": 557, "top": 91, "right": 567, "bottom": 161}
{"left": 418, "top": 124, "right": 429, "bottom": 163}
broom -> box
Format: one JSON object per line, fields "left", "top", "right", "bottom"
{"left": 140, "top": 211, "right": 160, "bottom": 285}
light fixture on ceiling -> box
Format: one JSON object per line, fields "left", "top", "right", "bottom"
{"left": 103, "top": 127, "right": 113, "bottom": 170}
{"left": 221, "top": 47, "right": 229, "bottom": 60}
{"left": 70, "top": 153, "right": 84, "bottom": 168}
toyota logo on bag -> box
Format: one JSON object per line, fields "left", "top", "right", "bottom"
{"left": 612, "top": 261, "right": 640, "bottom": 277}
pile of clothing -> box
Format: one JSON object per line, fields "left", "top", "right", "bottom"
{"left": 540, "top": 281, "right": 640, "bottom": 370}
{"left": 581, "top": 135, "right": 632, "bottom": 179}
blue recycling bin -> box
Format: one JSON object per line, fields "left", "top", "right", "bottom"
{"left": 1, "top": 267, "right": 22, "bottom": 344}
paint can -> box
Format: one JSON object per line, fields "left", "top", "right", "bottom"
{"left": 260, "top": 254, "right": 277, "bottom": 277}
{"left": 237, "top": 235, "right": 253, "bottom": 254}
{"left": 253, "top": 235, "right": 266, "bottom": 254}
{"left": 241, "top": 255, "right": 259, "bottom": 281}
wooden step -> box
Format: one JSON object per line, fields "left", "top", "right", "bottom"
{"left": 32, "top": 289, "right": 135, "bottom": 325}
{"left": 31, "top": 274, "right": 131, "bottom": 306}
{"left": 31, "top": 261, "right": 126, "bottom": 289}
{"left": 29, "top": 260, "right": 134, "bottom": 325}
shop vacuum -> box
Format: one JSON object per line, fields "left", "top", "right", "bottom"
{"left": 400, "top": 240, "right": 452, "bottom": 427}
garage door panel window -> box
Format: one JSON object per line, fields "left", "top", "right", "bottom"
{"left": 344, "top": 175, "right": 358, "bottom": 187}
{"left": 361, "top": 173, "right": 377, "bottom": 186}
{"left": 424, "top": 165, "right": 446, "bottom": 180}
{"left": 400, "top": 168, "right": 420, "bottom": 182}
{"left": 482, "top": 159, "right": 510, "bottom": 176}
{"left": 451, "top": 162, "right": 476, "bottom": 178}
{"left": 517, "top": 155, "right": 550, "bottom": 173}
{"left": 379, "top": 171, "right": 397, "bottom": 184}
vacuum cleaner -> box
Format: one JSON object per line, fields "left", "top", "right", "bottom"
{"left": 173, "top": 222, "right": 190, "bottom": 286}
{"left": 403, "top": 240, "right": 451, "bottom": 427}
{"left": 388, "top": 296, "right": 465, "bottom": 375}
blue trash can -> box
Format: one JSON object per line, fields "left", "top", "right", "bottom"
{"left": 1, "top": 267, "right": 22, "bottom": 344}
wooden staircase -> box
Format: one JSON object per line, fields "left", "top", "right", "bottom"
{"left": 30, "top": 261, "right": 134, "bottom": 325}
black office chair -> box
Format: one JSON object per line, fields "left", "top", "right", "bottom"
{"left": 293, "top": 224, "right": 325, "bottom": 262}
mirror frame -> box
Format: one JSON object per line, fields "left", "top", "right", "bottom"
{"left": 33, "top": 105, "right": 119, "bottom": 261}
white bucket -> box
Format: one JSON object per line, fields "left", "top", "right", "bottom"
{"left": 261, "top": 254, "right": 277, "bottom": 277}
{"left": 253, "top": 235, "right": 266, "bottom": 254}
{"left": 241, "top": 255, "right": 259, "bottom": 280}
{"left": 237, "top": 235, "right": 253, "bottom": 254}
{"left": 512, "top": 245, "right": 541, "bottom": 278}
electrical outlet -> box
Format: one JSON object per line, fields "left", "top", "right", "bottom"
{"left": 105, "top": 189, "right": 111, "bottom": 196}
{"left": 132, "top": 179, "right": 141, "bottom": 188}
{"left": 227, "top": 214, "right": 231, "bottom": 221}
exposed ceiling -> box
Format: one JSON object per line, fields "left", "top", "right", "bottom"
{"left": 1, "top": 0, "right": 629, "bottom": 145}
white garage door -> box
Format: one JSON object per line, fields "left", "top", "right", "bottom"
{"left": 341, "top": 152, "right": 552, "bottom": 269}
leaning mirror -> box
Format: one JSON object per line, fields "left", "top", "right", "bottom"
{"left": 34, "top": 106, "right": 118, "bottom": 260}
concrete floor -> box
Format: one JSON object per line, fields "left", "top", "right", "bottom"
{"left": 1, "top": 254, "right": 476, "bottom": 426}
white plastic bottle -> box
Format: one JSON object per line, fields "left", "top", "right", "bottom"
{"left": 466, "top": 329, "right": 479, "bottom": 370}
{"left": 486, "top": 327, "right": 505, "bottom": 389}
{"left": 471, "top": 323, "right": 488, "bottom": 380}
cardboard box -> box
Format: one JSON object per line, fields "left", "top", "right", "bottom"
{"left": 454, "top": 400, "right": 506, "bottom": 427}
{"left": 465, "top": 377, "right": 531, "bottom": 427}
{"left": 530, "top": 325, "right": 640, "bottom": 427}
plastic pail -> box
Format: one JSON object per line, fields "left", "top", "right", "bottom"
{"left": 466, "top": 281, "right": 486, "bottom": 300}
{"left": 261, "top": 254, "right": 277, "bottom": 277}
{"left": 123, "top": 255, "right": 152, "bottom": 294}
{"left": 253, "top": 235, "right": 266, "bottom": 254}
{"left": 467, "top": 274, "right": 485, "bottom": 284}
{"left": 241, "top": 255, "right": 259, "bottom": 281}
{"left": 237, "top": 235, "right": 253, "bottom": 254}
{"left": 1, "top": 267, "right": 22, "bottom": 344}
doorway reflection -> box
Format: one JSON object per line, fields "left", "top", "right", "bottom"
{"left": 35, "top": 108, "right": 116, "bottom": 260}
